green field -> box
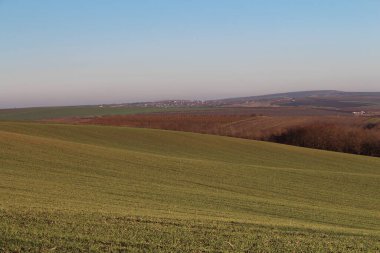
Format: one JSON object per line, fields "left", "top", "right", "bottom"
{"left": 0, "top": 122, "right": 379, "bottom": 252}
{"left": 0, "top": 106, "right": 210, "bottom": 121}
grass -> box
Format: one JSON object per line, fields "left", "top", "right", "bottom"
{"left": 0, "top": 121, "right": 379, "bottom": 252}
{"left": 0, "top": 106, "right": 210, "bottom": 121}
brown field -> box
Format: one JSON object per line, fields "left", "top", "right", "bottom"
{"left": 75, "top": 114, "right": 316, "bottom": 139}
{"left": 49, "top": 107, "right": 380, "bottom": 157}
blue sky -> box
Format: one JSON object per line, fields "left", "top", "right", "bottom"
{"left": 1, "top": 0, "right": 380, "bottom": 108}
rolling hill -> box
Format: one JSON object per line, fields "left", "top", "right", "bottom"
{"left": 0, "top": 122, "right": 379, "bottom": 252}
{"left": 209, "top": 90, "right": 380, "bottom": 109}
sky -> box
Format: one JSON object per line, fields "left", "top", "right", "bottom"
{"left": 1, "top": 0, "right": 380, "bottom": 108}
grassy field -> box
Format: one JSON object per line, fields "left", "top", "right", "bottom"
{"left": 0, "top": 106, "right": 210, "bottom": 121}
{"left": 0, "top": 122, "right": 379, "bottom": 252}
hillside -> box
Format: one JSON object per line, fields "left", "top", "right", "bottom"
{"left": 56, "top": 113, "right": 380, "bottom": 157}
{"left": 209, "top": 90, "right": 380, "bottom": 109}
{"left": 0, "top": 122, "right": 379, "bottom": 252}
{"left": 210, "top": 90, "right": 342, "bottom": 103}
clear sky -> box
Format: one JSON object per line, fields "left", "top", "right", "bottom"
{"left": 1, "top": 0, "right": 380, "bottom": 108}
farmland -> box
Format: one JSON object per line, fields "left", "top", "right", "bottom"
{"left": 0, "top": 105, "right": 210, "bottom": 121}
{"left": 2, "top": 103, "right": 379, "bottom": 156}
{"left": 64, "top": 113, "right": 380, "bottom": 157}
{"left": 0, "top": 122, "right": 379, "bottom": 252}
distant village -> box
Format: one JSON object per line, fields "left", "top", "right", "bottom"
{"left": 99, "top": 100, "right": 208, "bottom": 108}
{"left": 352, "top": 111, "right": 366, "bottom": 116}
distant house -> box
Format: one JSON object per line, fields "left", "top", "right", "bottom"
{"left": 352, "top": 111, "right": 366, "bottom": 116}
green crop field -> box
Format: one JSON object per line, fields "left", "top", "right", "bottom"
{"left": 0, "top": 122, "right": 379, "bottom": 252}
{"left": 0, "top": 106, "right": 210, "bottom": 121}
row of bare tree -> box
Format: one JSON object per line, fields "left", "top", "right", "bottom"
{"left": 267, "top": 123, "right": 380, "bottom": 156}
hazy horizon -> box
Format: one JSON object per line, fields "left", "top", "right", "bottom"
{"left": 1, "top": 88, "right": 380, "bottom": 110}
{"left": 1, "top": 0, "right": 380, "bottom": 108}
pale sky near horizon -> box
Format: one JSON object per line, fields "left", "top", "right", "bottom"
{"left": 1, "top": 0, "right": 380, "bottom": 108}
